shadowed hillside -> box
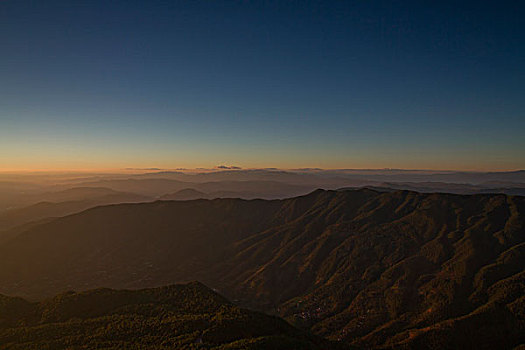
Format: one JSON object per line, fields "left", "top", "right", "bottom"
{"left": 215, "top": 190, "right": 525, "bottom": 349}
{"left": 0, "top": 189, "right": 523, "bottom": 348}
{"left": 0, "top": 188, "right": 151, "bottom": 231}
{"left": 160, "top": 188, "right": 209, "bottom": 200}
{"left": 0, "top": 282, "right": 335, "bottom": 349}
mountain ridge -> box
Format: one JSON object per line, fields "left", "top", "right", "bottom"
{"left": 0, "top": 281, "right": 335, "bottom": 349}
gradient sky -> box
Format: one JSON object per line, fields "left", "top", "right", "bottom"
{"left": 1, "top": 0, "right": 524, "bottom": 171}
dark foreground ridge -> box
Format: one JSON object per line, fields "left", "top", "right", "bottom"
{"left": 0, "top": 282, "right": 339, "bottom": 350}
{"left": 0, "top": 189, "right": 523, "bottom": 348}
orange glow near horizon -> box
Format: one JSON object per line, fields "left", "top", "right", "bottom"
{"left": 0, "top": 164, "right": 523, "bottom": 174}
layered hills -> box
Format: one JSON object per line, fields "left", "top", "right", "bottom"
{"left": 75, "top": 179, "right": 316, "bottom": 199}
{"left": 0, "top": 187, "right": 151, "bottom": 231}
{"left": 0, "top": 189, "right": 523, "bottom": 348}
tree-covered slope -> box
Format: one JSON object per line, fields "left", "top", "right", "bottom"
{"left": 0, "top": 282, "right": 335, "bottom": 350}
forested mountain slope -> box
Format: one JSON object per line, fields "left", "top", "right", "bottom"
{"left": 0, "top": 282, "right": 333, "bottom": 349}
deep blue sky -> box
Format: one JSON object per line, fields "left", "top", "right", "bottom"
{"left": 1, "top": 0, "right": 524, "bottom": 170}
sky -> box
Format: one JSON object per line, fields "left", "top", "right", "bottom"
{"left": 1, "top": 0, "right": 524, "bottom": 171}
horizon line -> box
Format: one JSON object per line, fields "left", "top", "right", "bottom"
{"left": 0, "top": 167, "right": 523, "bottom": 174}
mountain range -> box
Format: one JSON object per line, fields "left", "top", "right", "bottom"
{"left": 0, "top": 189, "right": 523, "bottom": 348}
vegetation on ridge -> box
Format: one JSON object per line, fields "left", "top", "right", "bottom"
{"left": 0, "top": 282, "right": 337, "bottom": 349}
